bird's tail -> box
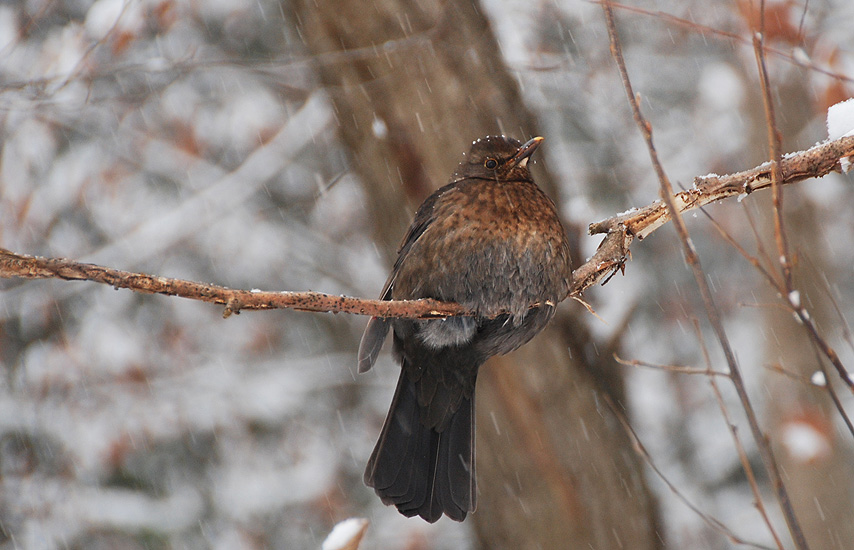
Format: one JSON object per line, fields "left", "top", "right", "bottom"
{"left": 364, "top": 368, "right": 476, "bottom": 523}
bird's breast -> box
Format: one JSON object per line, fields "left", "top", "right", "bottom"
{"left": 392, "top": 179, "right": 570, "bottom": 319}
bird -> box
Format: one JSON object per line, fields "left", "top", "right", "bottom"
{"left": 358, "top": 135, "right": 571, "bottom": 523}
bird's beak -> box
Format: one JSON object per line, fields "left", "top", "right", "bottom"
{"left": 510, "top": 136, "right": 544, "bottom": 168}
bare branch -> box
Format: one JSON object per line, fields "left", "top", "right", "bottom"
{"left": 2, "top": 131, "right": 852, "bottom": 321}
{"left": 614, "top": 354, "right": 729, "bottom": 377}
{"left": 588, "top": 135, "right": 854, "bottom": 239}
{"left": 753, "top": 3, "right": 793, "bottom": 291}
{"left": 603, "top": 391, "right": 778, "bottom": 550}
{"left": 601, "top": 2, "right": 810, "bottom": 548}
{"left": 600, "top": 2, "right": 853, "bottom": 87}
{"left": 0, "top": 248, "right": 466, "bottom": 319}
{"left": 577, "top": 135, "right": 854, "bottom": 295}
{"left": 693, "top": 319, "right": 786, "bottom": 550}
{"left": 699, "top": 162, "right": 854, "bottom": 396}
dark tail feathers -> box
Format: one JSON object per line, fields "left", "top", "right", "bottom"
{"left": 364, "top": 369, "right": 475, "bottom": 523}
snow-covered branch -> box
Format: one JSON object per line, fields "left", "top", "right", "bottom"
{"left": 576, "top": 134, "right": 854, "bottom": 293}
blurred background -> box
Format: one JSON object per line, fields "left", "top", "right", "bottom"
{"left": 1, "top": 0, "right": 853, "bottom": 548}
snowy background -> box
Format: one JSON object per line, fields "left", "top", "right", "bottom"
{"left": 1, "top": 0, "right": 853, "bottom": 548}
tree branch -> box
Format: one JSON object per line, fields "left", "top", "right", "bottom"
{"left": 579, "top": 133, "right": 854, "bottom": 294}
{"left": 1, "top": 135, "right": 851, "bottom": 320}
{"left": 601, "top": 2, "right": 812, "bottom": 548}
{"left": 0, "top": 248, "right": 466, "bottom": 319}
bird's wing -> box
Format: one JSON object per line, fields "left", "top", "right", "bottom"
{"left": 358, "top": 185, "right": 449, "bottom": 373}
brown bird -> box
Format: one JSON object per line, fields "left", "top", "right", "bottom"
{"left": 358, "top": 135, "right": 571, "bottom": 523}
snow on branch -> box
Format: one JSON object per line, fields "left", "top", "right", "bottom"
{"left": 1, "top": 134, "right": 853, "bottom": 318}
{"left": 576, "top": 134, "right": 854, "bottom": 292}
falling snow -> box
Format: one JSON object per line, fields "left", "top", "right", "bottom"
{"left": 2, "top": 0, "right": 854, "bottom": 549}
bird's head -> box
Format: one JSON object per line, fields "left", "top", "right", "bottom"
{"left": 453, "top": 135, "right": 544, "bottom": 181}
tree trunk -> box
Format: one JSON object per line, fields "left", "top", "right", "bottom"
{"left": 291, "top": 1, "right": 660, "bottom": 547}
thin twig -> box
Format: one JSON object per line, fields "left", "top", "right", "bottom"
{"left": 697, "top": 149, "right": 854, "bottom": 396}
{"left": 597, "top": 2, "right": 853, "bottom": 86}
{"left": 753, "top": 2, "right": 793, "bottom": 292}
{"left": 692, "top": 319, "right": 785, "bottom": 550}
{"left": 587, "top": 135, "right": 854, "bottom": 241}
{"left": 600, "top": 2, "right": 809, "bottom": 548}
{"left": 807, "top": 346, "right": 854, "bottom": 439}
{"left": 701, "top": 205, "right": 854, "bottom": 439}
{"left": 603, "top": 392, "right": 777, "bottom": 550}
{"left": 614, "top": 354, "right": 729, "bottom": 377}
{"left": 581, "top": 107, "right": 854, "bottom": 300}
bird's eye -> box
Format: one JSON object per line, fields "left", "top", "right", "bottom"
{"left": 484, "top": 158, "right": 498, "bottom": 169}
